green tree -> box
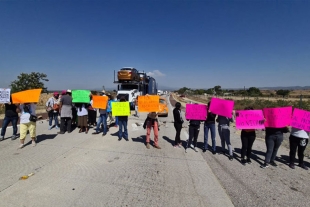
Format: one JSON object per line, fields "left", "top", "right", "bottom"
{"left": 177, "top": 87, "right": 190, "bottom": 94}
{"left": 247, "top": 87, "right": 262, "bottom": 96}
{"left": 214, "top": 85, "right": 222, "bottom": 95}
{"left": 276, "top": 89, "right": 290, "bottom": 98}
{"left": 205, "top": 88, "right": 214, "bottom": 95}
{"left": 10, "top": 72, "right": 49, "bottom": 93}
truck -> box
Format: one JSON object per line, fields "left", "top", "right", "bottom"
{"left": 114, "top": 69, "right": 158, "bottom": 109}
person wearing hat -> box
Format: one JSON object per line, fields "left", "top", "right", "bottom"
{"left": 58, "top": 90, "right": 73, "bottom": 134}
{"left": 46, "top": 92, "right": 60, "bottom": 130}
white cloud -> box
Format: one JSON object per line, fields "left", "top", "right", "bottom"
{"left": 146, "top": 70, "right": 166, "bottom": 77}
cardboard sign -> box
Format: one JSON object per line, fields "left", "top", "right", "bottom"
{"left": 235, "top": 110, "right": 265, "bottom": 129}
{"left": 263, "top": 106, "right": 292, "bottom": 128}
{"left": 291, "top": 108, "right": 310, "bottom": 132}
{"left": 0, "top": 88, "right": 11, "bottom": 103}
{"left": 12, "top": 89, "right": 42, "bottom": 103}
{"left": 112, "top": 102, "right": 130, "bottom": 116}
{"left": 92, "top": 95, "right": 108, "bottom": 109}
{"left": 209, "top": 97, "right": 234, "bottom": 118}
{"left": 185, "top": 104, "right": 207, "bottom": 120}
{"left": 72, "top": 90, "right": 91, "bottom": 103}
{"left": 138, "top": 95, "right": 160, "bottom": 112}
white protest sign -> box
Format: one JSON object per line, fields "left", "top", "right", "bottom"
{"left": 0, "top": 88, "right": 11, "bottom": 103}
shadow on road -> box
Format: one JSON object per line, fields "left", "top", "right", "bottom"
{"left": 162, "top": 136, "right": 174, "bottom": 146}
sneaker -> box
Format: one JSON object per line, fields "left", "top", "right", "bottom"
{"left": 118, "top": 138, "right": 122, "bottom": 141}
{"left": 48, "top": 126, "right": 52, "bottom": 130}
{"left": 212, "top": 151, "right": 216, "bottom": 155}
{"left": 102, "top": 133, "right": 106, "bottom": 136}
{"left": 246, "top": 159, "right": 252, "bottom": 164}
{"left": 185, "top": 148, "right": 188, "bottom": 153}
{"left": 270, "top": 161, "right": 278, "bottom": 167}
{"left": 55, "top": 126, "right": 59, "bottom": 129}
{"left": 190, "top": 144, "right": 194, "bottom": 149}
{"left": 298, "top": 164, "right": 309, "bottom": 170}
{"left": 193, "top": 147, "right": 198, "bottom": 152}
{"left": 154, "top": 145, "right": 161, "bottom": 149}
{"left": 92, "top": 132, "right": 99, "bottom": 135}
{"left": 178, "top": 143, "right": 182, "bottom": 148}
{"left": 241, "top": 159, "right": 247, "bottom": 165}
{"left": 229, "top": 156, "right": 233, "bottom": 161}
{"left": 146, "top": 143, "right": 150, "bottom": 149}
{"left": 203, "top": 149, "right": 207, "bottom": 153}
{"left": 289, "top": 163, "right": 295, "bottom": 169}
{"left": 0, "top": 136, "right": 4, "bottom": 141}
{"left": 32, "top": 141, "right": 36, "bottom": 147}
{"left": 260, "top": 163, "right": 269, "bottom": 169}
{"left": 11, "top": 135, "right": 18, "bottom": 140}
{"left": 18, "top": 144, "right": 24, "bottom": 149}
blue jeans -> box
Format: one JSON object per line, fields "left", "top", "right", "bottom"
{"left": 118, "top": 120, "right": 128, "bottom": 139}
{"left": 96, "top": 114, "right": 107, "bottom": 134}
{"left": 115, "top": 117, "right": 119, "bottom": 126}
{"left": 49, "top": 112, "right": 59, "bottom": 127}
{"left": 204, "top": 123, "right": 216, "bottom": 151}
{"left": 1, "top": 116, "right": 18, "bottom": 136}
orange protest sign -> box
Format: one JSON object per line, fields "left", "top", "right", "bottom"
{"left": 92, "top": 95, "right": 108, "bottom": 109}
{"left": 12, "top": 89, "right": 42, "bottom": 104}
{"left": 138, "top": 95, "right": 160, "bottom": 112}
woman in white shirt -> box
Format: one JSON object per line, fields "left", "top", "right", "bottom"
{"left": 289, "top": 127, "right": 309, "bottom": 170}
{"left": 18, "top": 103, "right": 37, "bottom": 149}
{"left": 76, "top": 103, "right": 89, "bottom": 134}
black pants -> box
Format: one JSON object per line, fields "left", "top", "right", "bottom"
{"left": 174, "top": 123, "right": 182, "bottom": 145}
{"left": 60, "top": 117, "right": 72, "bottom": 133}
{"left": 265, "top": 134, "right": 283, "bottom": 163}
{"left": 241, "top": 135, "right": 256, "bottom": 159}
{"left": 289, "top": 135, "right": 308, "bottom": 165}
{"left": 187, "top": 125, "right": 200, "bottom": 148}
{"left": 88, "top": 110, "right": 97, "bottom": 125}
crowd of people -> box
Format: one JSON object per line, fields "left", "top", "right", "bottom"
{"left": 172, "top": 101, "right": 309, "bottom": 170}
{"left": 0, "top": 92, "right": 309, "bottom": 171}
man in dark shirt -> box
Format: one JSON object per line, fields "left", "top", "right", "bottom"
{"left": 1, "top": 98, "right": 19, "bottom": 140}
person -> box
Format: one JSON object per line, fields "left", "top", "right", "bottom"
{"left": 88, "top": 95, "right": 97, "bottom": 127}
{"left": 106, "top": 94, "right": 114, "bottom": 127}
{"left": 288, "top": 127, "right": 309, "bottom": 170}
{"left": 46, "top": 92, "right": 60, "bottom": 130}
{"left": 0, "top": 96, "right": 19, "bottom": 141}
{"left": 185, "top": 118, "right": 201, "bottom": 153}
{"left": 58, "top": 90, "right": 73, "bottom": 134}
{"left": 217, "top": 114, "right": 235, "bottom": 160}
{"left": 134, "top": 96, "right": 139, "bottom": 117}
{"left": 18, "top": 103, "right": 37, "bottom": 148}
{"left": 117, "top": 97, "right": 129, "bottom": 141}
{"left": 75, "top": 103, "right": 89, "bottom": 134}
{"left": 92, "top": 90, "right": 108, "bottom": 136}
{"left": 203, "top": 102, "right": 217, "bottom": 154}
{"left": 145, "top": 112, "right": 161, "bottom": 149}
{"left": 260, "top": 126, "right": 290, "bottom": 168}
{"left": 240, "top": 107, "right": 256, "bottom": 165}
{"left": 173, "top": 102, "right": 183, "bottom": 148}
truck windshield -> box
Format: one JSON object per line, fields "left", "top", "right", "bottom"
{"left": 117, "top": 94, "right": 129, "bottom": 101}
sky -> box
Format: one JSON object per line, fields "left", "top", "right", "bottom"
{"left": 0, "top": 0, "right": 310, "bottom": 91}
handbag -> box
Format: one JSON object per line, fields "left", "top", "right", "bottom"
{"left": 29, "top": 114, "right": 37, "bottom": 122}
{"left": 46, "top": 106, "right": 52, "bottom": 112}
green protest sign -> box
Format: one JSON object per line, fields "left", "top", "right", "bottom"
{"left": 112, "top": 102, "right": 130, "bottom": 116}
{"left": 72, "top": 90, "right": 91, "bottom": 103}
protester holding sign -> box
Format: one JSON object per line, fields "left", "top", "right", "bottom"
{"left": 288, "top": 128, "right": 309, "bottom": 170}
{"left": 144, "top": 112, "right": 161, "bottom": 149}
{"left": 203, "top": 102, "right": 217, "bottom": 154}
{"left": 117, "top": 97, "right": 130, "bottom": 141}
{"left": 46, "top": 92, "right": 60, "bottom": 130}
{"left": 88, "top": 95, "right": 97, "bottom": 127}
{"left": 75, "top": 103, "right": 89, "bottom": 134}
{"left": 18, "top": 103, "right": 37, "bottom": 149}
{"left": 0, "top": 96, "right": 19, "bottom": 141}
{"left": 260, "top": 126, "right": 290, "bottom": 169}
{"left": 217, "top": 114, "right": 235, "bottom": 160}
{"left": 173, "top": 102, "right": 183, "bottom": 148}
{"left": 185, "top": 118, "right": 202, "bottom": 153}
{"left": 58, "top": 90, "right": 73, "bottom": 134}
{"left": 240, "top": 107, "right": 257, "bottom": 165}
{"left": 92, "top": 90, "right": 108, "bottom": 136}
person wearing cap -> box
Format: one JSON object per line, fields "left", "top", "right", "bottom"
{"left": 46, "top": 92, "right": 60, "bottom": 130}
{"left": 58, "top": 90, "right": 73, "bottom": 134}
{"left": 92, "top": 90, "right": 108, "bottom": 136}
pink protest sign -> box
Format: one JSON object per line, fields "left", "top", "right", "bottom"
{"left": 209, "top": 97, "right": 234, "bottom": 118}
{"left": 185, "top": 104, "right": 207, "bottom": 120}
{"left": 263, "top": 106, "right": 292, "bottom": 128}
{"left": 291, "top": 108, "right": 310, "bottom": 132}
{"left": 235, "top": 110, "right": 265, "bottom": 130}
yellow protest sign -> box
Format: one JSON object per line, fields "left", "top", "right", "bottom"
{"left": 138, "top": 95, "right": 160, "bottom": 112}
{"left": 12, "top": 89, "right": 42, "bottom": 104}
{"left": 92, "top": 95, "right": 108, "bottom": 109}
{"left": 112, "top": 102, "right": 130, "bottom": 116}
